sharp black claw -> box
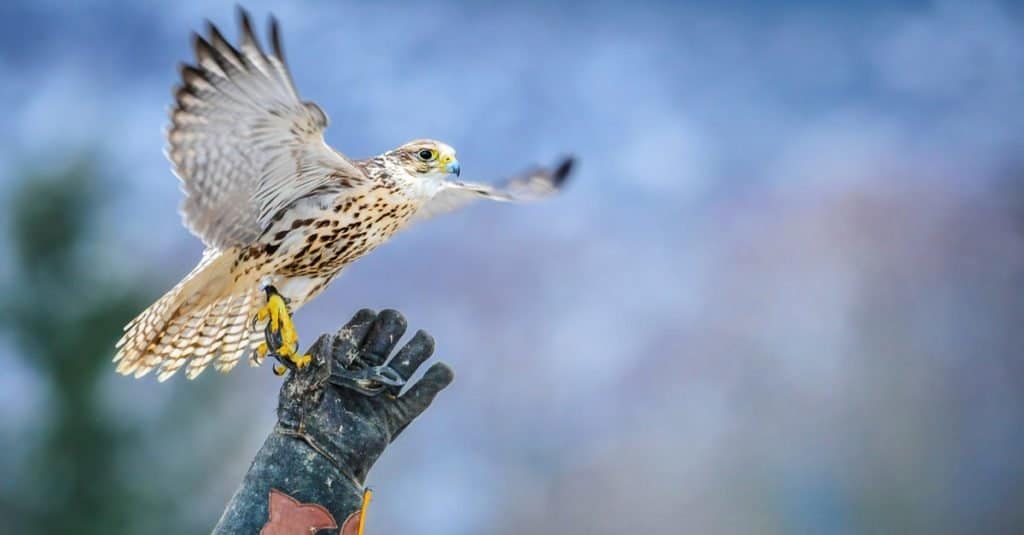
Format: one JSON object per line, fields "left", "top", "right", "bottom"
{"left": 264, "top": 324, "right": 284, "bottom": 354}
{"left": 271, "top": 351, "right": 296, "bottom": 372}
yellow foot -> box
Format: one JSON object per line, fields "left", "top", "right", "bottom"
{"left": 252, "top": 341, "right": 269, "bottom": 366}
{"left": 253, "top": 285, "right": 311, "bottom": 372}
{"left": 291, "top": 353, "right": 312, "bottom": 369}
{"left": 255, "top": 289, "right": 299, "bottom": 352}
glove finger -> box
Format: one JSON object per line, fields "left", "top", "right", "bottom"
{"left": 361, "top": 309, "right": 407, "bottom": 366}
{"left": 330, "top": 309, "right": 377, "bottom": 367}
{"left": 386, "top": 330, "right": 435, "bottom": 396}
{"left": 393, "top": 362, "right": 454, "bottom": 436}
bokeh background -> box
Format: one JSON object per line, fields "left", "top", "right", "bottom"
{"left": 2, "top": 0, "right": 1023, "bottom": 533}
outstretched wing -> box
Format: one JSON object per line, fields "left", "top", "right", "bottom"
{"left": 411, "top": 157, "right": 575, "bottom": 222}
{"left": 168, "top": 8, "right": 364, "bottom": 249}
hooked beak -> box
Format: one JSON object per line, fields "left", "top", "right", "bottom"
{"left": 440, "top": 153, "right": 461, "bottom": 177}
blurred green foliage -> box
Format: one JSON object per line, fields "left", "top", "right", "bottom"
{"left": 0, "top": 161, "right": 224, "bottom": 533}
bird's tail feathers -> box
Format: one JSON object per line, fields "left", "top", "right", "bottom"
{"left": 114, "top": 250, "right": 262, "bottom": 381}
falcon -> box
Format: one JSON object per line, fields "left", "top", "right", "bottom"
{"left": 114, "top": 8, "right": 573, "bottom": 383}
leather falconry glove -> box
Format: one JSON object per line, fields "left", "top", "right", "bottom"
{"left": 213, "top": 309, "right": 454, "bottom": 534}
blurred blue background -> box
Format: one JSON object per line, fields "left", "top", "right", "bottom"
{"left": 2, "top": 0, "right": 1023, "bottom": 533}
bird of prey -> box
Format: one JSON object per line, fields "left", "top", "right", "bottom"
{"left": 114, "top": 8, "right": 573, "bottom": 382}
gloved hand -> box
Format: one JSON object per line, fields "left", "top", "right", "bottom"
{"left": 278, "top": 308, "right": 455, "bottom": 484}
{"left": 214, "top": 309, "right": 454, "bottom": 534}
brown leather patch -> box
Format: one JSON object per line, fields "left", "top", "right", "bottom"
{"left": 340, "top": 511, "right": 362, "bottom": 535}
{"left": 260, "top": 488, "right": 338, "bottom": 535}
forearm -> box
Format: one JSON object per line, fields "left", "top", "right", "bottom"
{"left": 212, "top": 431, "right": 364, "bottom": 534}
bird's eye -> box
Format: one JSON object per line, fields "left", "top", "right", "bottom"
{"left": 417, "top": 149, "right": 435, "bottom": 161}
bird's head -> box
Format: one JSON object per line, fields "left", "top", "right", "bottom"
{"left": 387, "top": 139, "right": 460, "bottom": 179}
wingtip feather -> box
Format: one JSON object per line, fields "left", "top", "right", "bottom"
{"left": 235, "top": 4, "right": 257, "bottom": 38}
{"left": 269, "top": 15, "right": 285, "bottom": 60}
{"left": 551, "top": 156, "right": 575, "bottom": 188}
{"left": 237, "top": 6, "right": 263, "bottom": 51}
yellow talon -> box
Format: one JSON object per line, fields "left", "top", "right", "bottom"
{"left": 254, "top": 285, "right": 310, "bottom": 373}
{"left": 252, "top": 341, "right": 269, "bottom": 366}
{"left": 255, "top": 288, "right": 300, "bottom": 352}
{"left": 291, "top": 353, "right": 312, "bottom": 369}
{"left": 272, "top": 363, "right": 288, "bottom": 376}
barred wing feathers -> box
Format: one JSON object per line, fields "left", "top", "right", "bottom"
{"left": 168, "top": 8, "right": 363, "bottom": 249}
